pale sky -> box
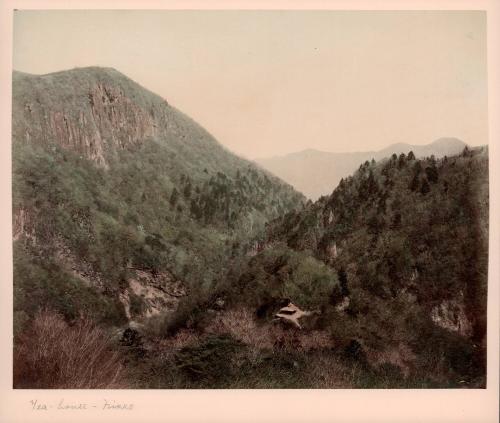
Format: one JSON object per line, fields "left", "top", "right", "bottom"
{"left": 13, "top": 10, "right": 487, "bottom": 159}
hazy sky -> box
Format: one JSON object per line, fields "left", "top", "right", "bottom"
{"left": 13, "top": 10, "right": 487, "bottom": 159}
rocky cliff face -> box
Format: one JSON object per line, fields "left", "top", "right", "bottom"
{"left": 431, "top": 299, "right": 473, "bottom": 337}
{"left": 13, "top": 68, "right": 210, "bottom": 167}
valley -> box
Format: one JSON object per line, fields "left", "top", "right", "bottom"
{"left": 12, "top": 68, "right": 488, "bottom": 389}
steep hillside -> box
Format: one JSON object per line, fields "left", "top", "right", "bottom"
{"left": 252, "top": 147, "right": 488, "bottom": 386}
{"left": 12, "top": 67, "right": 304, "bottom": 330}
{"left": 256, "top": 138, "right": 468, "bottom": 199}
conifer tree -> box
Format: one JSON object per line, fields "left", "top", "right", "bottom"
{"left": 398, "top": 153, "right": 407, "bottom": 168}
{"left": 170, "top": 187, "right": 179, "bottom": 206}
{"left": 420, "top": 177, "right": 430, "bottom": 195}
{"left": 409, "top": 173, "right": 420, "bottom": 191}
{"left": 338, "top": 268, "right": 350, "bottom": 296}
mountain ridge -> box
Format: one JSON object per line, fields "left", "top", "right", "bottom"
{"left": 255, "top": 138, "right": 469, "bottom": 199}
{"left": 256, "top": 138, "right": 468, "bottom": 161}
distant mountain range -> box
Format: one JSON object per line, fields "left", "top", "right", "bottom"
{"left": 255, "top": 138, "right": 468, "bottom": 199}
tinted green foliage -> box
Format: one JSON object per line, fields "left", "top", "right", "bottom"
{"left": 268, "top": 148, "right": 488, "bottom": 308}
{"left": 225, "top": 243, "right": 339, "bottom": 311}
{"left": 174, "top": 335, "right": 244, "bottom": 384}
{"left": 13, "top": 244, "right": 127, "bottom": 328}
{"left": 12, "top": 68, "right": 303, "bottom": 326}
{"left": 264, "top": 147, "right": 488, "bottom": 385}
{"left": 13, "top": 139, "right": 303, "bottom": 322}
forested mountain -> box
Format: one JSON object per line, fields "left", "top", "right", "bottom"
{"left": 256, "top": 138, "right": 468, "bottom": 199}
{"left": 134, "top": 147, "right": 487, "bottom": 389}
{"left": 12, "top": 67, "right": 488, "bottom": 390}
{"left": 247, "top": 147, "right": 488, "bottom": 386}
{"left": 12, "top": 67, "right": 304, "bottom": 331}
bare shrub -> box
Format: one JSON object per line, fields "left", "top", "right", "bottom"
{"left": 14, "top": 309, "right": 127, "bottom": 388}
{"left": 155, "top": 328, "right": 200, "bottom": 361}
{"left": 204, "top": 307, "right": 334, "bottom": 361}
{"left": 205, "top": 308, "right": 274, "bottom": 349}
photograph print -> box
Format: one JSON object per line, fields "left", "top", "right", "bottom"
{"left": 12, "top": 10, "right": 489, "bottom": 389}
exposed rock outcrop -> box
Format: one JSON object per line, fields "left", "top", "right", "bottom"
{"left": 13, "top": 208, "right": 36, "bottom": 243}
{"left": 13, "top": 69, "right": 170, "bottom": 166}
{"left": 120, "top": 269, "right": 187, "bottom": 320}
{"left": 431, "top": 299, "right": 473, "bottom": 337}
{"left": 54, "top": 241, "right": 105, "bottom": 289}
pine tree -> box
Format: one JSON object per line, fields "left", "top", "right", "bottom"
{"left": 190, "top": 199, "right": 202, "bottom": 219}
{"left": 409, "top": 173, "right": 420, "bottom": 191}
{"left": 183, "top": 181, "right": 192, "bottom": 198}
{"left": 413, "top": 161, "right": 422, "bottom": 173}
{"left": 398, "top": 153, "right": 407, "bottom": 169}
{"left": 425, "top": 165, "right": 439, "bottom": 183}
{"left": 169, "top": 187, "right": 179, "bottom": 206}
{"left": 367, "top": 214, "right": 381, "bottom": 235}
{"left": 367, "top": 170, "right": 378, "bottom": 195}
{"left": 420, "top": 178, "right": 430, "bottom": 195}
{"left": 338, "top": 268, "right": 350, "bottom": 296}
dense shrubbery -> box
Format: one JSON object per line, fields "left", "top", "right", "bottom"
{"left": 224, "top": 244, "right": 339, "bottom": 311}
{"left": 174, "top": 335, "right": 244, "bottom": 385}
{"left": 13, "top": 243, "right": 127, "bottom": 328}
